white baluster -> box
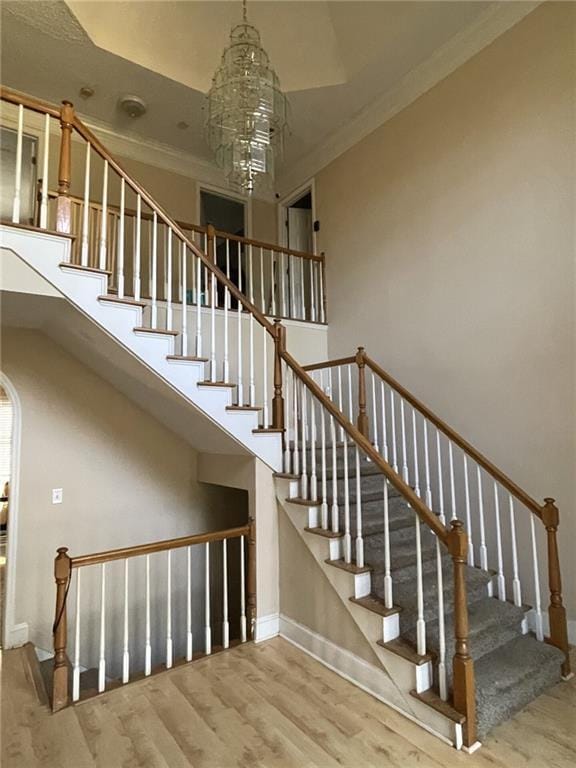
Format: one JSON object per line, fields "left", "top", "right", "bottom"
{"left": 180, "top": 242, "right": 189, "bottom": 355}
{"left": 412, "top": 408, "right": 421, "bottom": 497}
{"left": 371, "top": 372, "right": 379, "bottom": 453}
{"left": 415, "top": 518, "right": 426, "bottom": 655}
{"left": 463, "top": 456, "right": 474, "bottom": 567}
{"left": 319, "top": 372, "right": 328, "bottom": 529}
{"left": 343, "top": 426, "right": 351, "bottom": 563}
{"left": 165, "top": 550, "right": 173, "bottom": 669}
{"left": 39, "top": 112, "right": 50, "bottom": 229}
{"left": 390, "top": 390, "right": 398, "bottom": 473}
{"left": 134, "top": 194, "right": 142, "bottom": 300}
{"left": 210, "top": 257, "right": 217, "bottom": 383}
{"left": 281, "top": 252, "right": 287, "bottom": 318}
{"left": 382, "top": 478, "right": 393, "bottom": 608}
{"left": 283, "top": 366, "right": 291, "bottom": 472}
{"left": 72, "top": 568, "right": 81, "bottom": 701}
{"left": 117, "top": 179, "right": 125, "bottom": 298}
{"left": 122, "top": 559, "right": 129, "bottom": 683}
{"left": 400, "top": 400, "right": 409, "bottom": 483}
{"left": 448, "top": 442, "right": 457, "bottom": 521}
{"left": 310, "top": 392, "right": 318, "bottom": 501}
{"left": 509, "top": 496, "right": 522, "bottom": 607}
{"left": 186, "top": 545, "right": 193, "bottom": 661}
{"left": 240, "top": 535, "right": 247, "bottom": 642}
{"left": 530, "top": 515, "right": 544, "bottom": 641}
{"left": 436, "top": 429, "right": 445, "bottom": 524}
{"left": 355, "top": 447, "right": 364, "bottom": 568}
{"left": 330, "top": 415, "right": 339, "bottom": 533}
{"left": 300, "top": 383, "right": 308, "bottom": 498}
{"left": 435, "top": 538, "right": 447, "bottom": 699}
{"left": 205, "top": 542, "right": 212, "bottom": 654}
{"left": 80, "top": 143, "right": 91, "bottom": 266}
{"left": 292, "top": 373, "right": 299, "bottom": 476}
{"left": 248, "top": 247, "right": 256, "bottom": 405}
{"left": 237, "top": 243, "right": 244, "bottom": 404}
{"left": 166, "top": 229, "right": 173, "bottom": 331}
{"left": 99, "top": 160, "right": 108, "bottom": 270}
{"left": 150, "top": 211, "right": 158, "bottom": 328}
{"left": 493, "top": 482, "right": 506, "bottom": 601}
{"left": 300, "top": 258, "right": 305, "bottom": 320}
{"left": 196, "top": 251, "right": 203, "bottom": 358}
{"left": 11, "top": 104, "right": 23, "bottom": 223}
{"left": 262, "top": 327, "right": 269, "bottom": 428}
{"left": 222, "top": 539, "right": 229, "bottom": 649}
{"left": 145, "top": 554, "right": 151, "bottom": 676}
{"left": 476, "top": 467, "right": 488, "bottom": 571}
{"left": 319, "top": 260, "right": 325, "bottom": 324}
{"left": 223, "top": 239, "right": 230, "bottom": 381}
{"left": 423, "top": 420, "right": 432, "bottom": 509}
{"left": 310, "top": 260, "right": 316, "bottom": 322}
{"left": 98, "top": 563, "right": 106, "bottom": 692}
{"left": 347, "top": 365, "right": 354, "bottom": 421}
{"left": 337, "top": 367, "right": 344, "bottom": 441}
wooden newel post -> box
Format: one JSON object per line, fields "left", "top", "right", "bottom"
{"left": 52, "top": 547, "right": 71, "bottom": 712}
{"left": 541, "top": 498, "right": 571, "bottom": 678}
{"left": 246, "top": 517, "right": 257, "bottom": 641}
{"left": 272, "top": 320, "right": 286, "bottom": 431}
{"left": 448, "top": 520, "right": 477, "bottom": 748}
{"left": 56, "top": 100, "right": 74, "bottom": 234}
{"left": 355, "top": 347, "right": 369, "bottom": 439}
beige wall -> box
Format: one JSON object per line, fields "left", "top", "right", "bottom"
{"left": 316, "top": 3, "right": 576, "bottom": 616}
{"left": 0, "top": 328, "right": 247, "bottom": 660}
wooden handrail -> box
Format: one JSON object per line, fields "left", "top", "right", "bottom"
{"left": 302, "top": 355, "right": 356, "bottom": 372}
{"left": 281, "top": 348, "right": 449, "bottom": 543}
{"left": 0, "top": 85, "right": 60, "bottom": 118}
{"left": 363, "top": 353, "right": 544, "bottom": 519}
{"left": 70, "top": 524, "right": 250, "bottom": 569}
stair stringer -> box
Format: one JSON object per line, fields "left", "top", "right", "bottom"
{"left": 275, "top": 476, "right": 463, "bottom": 747}
{"left": 1, "top": 226, "right": 282, "bottom": 469}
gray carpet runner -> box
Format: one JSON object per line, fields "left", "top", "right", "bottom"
{"left": 310, "top": 444, "right": 563, "bottom": 740}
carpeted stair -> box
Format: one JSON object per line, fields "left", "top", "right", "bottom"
{"left": 310, "top": 444, "right": 564, "bottom": 740}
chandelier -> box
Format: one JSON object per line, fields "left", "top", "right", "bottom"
{"left": 206, "top": 0, "right": 289, "bottom": 194}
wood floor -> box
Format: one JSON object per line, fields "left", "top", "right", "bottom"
{"left": 1, "top": 637, "right": 575, "bottom": 768}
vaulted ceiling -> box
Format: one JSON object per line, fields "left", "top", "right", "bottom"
{"left": 1, "top": 1, "right": 537, "bottom": 192}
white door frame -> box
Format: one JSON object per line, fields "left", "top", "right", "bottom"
{"left": 0, "top": 371, "right": 26, "bottom": 648}
{"left": 195, "top": 183, "right": 253, "bottom": 238}
{"left": 277, "top": 178, "right": 317, "bottom": 254}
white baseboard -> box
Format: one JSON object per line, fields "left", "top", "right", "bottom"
{"left": 255, "top": 613, "right": 280, "bottom": 643}
{"left": 4, "top": 622, "right": 29, "bottom": 649}
{"left": 279, "top": 614, "right": 454, "bottom": 748}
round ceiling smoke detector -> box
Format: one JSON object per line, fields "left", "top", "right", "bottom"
{"left": 119, "top": 95, "right": 147, "bottom": 119}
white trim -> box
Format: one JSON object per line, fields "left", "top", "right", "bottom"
{"left": 254, "top": 613, "right": 280, "bottom": 642}
{"left": 277, "top": 2, "right": 541, "bottom": 195}
{"left": 277, "top": 178, "right": 317, "bottom": 255}
{"left": 279, "top": 614, "right": 455, "bottom": 748}
{"left": 0, "top": 372, "right": 24, "bottom": 649}
{"left": 196, "top": 182, "right": 253, "bottom": 240}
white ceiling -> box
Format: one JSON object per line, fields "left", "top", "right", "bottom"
{"left": 1, "top": 1, "right": 537, "bottom": 192}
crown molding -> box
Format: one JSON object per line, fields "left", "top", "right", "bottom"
{"left": 276, "top": 1, "right": 542, "bottom": 197}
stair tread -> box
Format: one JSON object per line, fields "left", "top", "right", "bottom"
{"left": 167, "top": 354, "right": 209, "bottom": 362}
{"left": 198, "top": 381, "right": 236, "bottom": 388}
{"left": 350, "top": 594, "right": 400, "bottom": 618}
{"left": 227, "top": 405, "right": 263, "bottom": 412}
{"left": 378, "top": 637, "right": 432, "bottom": 665}
{"left": 474, "top": 635, "right": 564, "bottom": 738}
{"left": 98, "top": 295, "right": 146, "bottom": 307}
{"left": 59, "top": 261, "right": 110, "bottom": 275}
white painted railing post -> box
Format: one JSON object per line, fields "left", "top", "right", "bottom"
{"left": 39, "top": 112, "right": 50, "bottom": 229}
{"left": 122, "top": 559, "right": 130, "bottom": 684}
{"left": 11, "top": 104, "right": 23, "bottom": 224}
{"left": 99, "top": 160, "right": 108, "bottom": 271}
{"left": 98, "top": 563, "right": 106, "bottom": 693}
{"left": 205, "top": 542, "right": 212, "bottom": 654}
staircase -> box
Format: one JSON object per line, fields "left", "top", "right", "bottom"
{"left": 1, "top": 86, "right": 571, "bottom": 752}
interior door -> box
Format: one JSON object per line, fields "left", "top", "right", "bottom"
{"left": 287, "top": 208, "right": 313, "bottom": 319}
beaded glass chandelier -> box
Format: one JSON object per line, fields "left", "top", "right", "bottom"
{"left": 206, "top": 0, "right": 289, "bottom": 194}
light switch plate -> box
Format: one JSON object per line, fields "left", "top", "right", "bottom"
{"left": 52, "top": 488, "right": 63, "bottom": 504}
